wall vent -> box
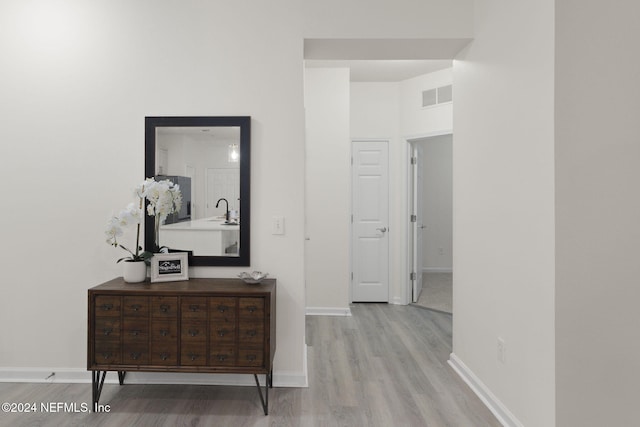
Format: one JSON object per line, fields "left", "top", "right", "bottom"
{"left": 422, "top": 84, "right": 453, "bottom": 107}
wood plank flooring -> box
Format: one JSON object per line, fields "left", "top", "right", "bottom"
{"left": 0, "top": 304, "right": 500, "bottom": 427}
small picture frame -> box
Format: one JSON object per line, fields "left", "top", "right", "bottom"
{"left": 150, "top": 252, "right": 189, "bottom": 283}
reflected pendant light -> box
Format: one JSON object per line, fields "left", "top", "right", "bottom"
{"left": 228, "top": 143, "right": 239, "bottom": 163}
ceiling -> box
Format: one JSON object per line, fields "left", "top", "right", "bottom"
{"left": 305, "top": 59, "right": 452, "bottom": 82}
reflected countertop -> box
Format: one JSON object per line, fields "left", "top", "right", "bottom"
{"left": 160, "top": 217, "right": 239, "bottom": 231}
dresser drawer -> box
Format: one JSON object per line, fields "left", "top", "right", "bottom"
{"left": 151, "top": 320, "right": 178, "bottom": 342}
{"left": 95, "top": 317, "right": 120, "bottom": 339}
{"left": 209, "top": 347, "right": 236, "bottom": 366}
{"left": 122, "top": 345, "right": 148, "bottom": 365}
{"left": 238, "top": 321, "right": 264, "bottom": 345}
{"left": 181, "top": 297, "right": 208, "bottom": 319}
{"left": 239, "top": 298, "right": 264, "bottom": 319}
{"left": 122, "top": 319, "right": 149, "bottom": 343}
{"left": 181, "top": 319, "right": 207, "bottom": 342}
{"left": 181, "top": 344, "right": 207, "bottom": 366}
{"left": 151, "top": 296, "right": 178, "bottom": 318}
{"left": 210, "top": 323, "right": 236, "bottom": 344}
{"left": 210, "top": 297, "right": 236, "bottom": 321}
{"left": 123, "top": 296, "right": 149, "bottom": 317}
{"left": 238, "top": 348, "right": 264, "bottom": 367}
{"left": 94, "top": 342, "right": 121, "bottom": 365}
{"left": 94, "top": 296, "right": 121, "bottom": 317}
{"left": 150, "top": 344, "right": 178, "bottom": 366}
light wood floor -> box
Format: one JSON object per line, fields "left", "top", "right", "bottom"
{"left": 0, "top": 304, "right": 499, "bottom": 426}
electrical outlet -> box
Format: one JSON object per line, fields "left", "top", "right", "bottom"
{"left": 497, "top": 337, "right": 506, "bottom": 364}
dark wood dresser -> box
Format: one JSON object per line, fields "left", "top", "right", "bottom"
{"left": 87, "top": 277, "right": 276, "bottom": 414}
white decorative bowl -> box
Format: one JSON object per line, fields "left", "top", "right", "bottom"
{"left": 238, "top": 271, "right": 268, "bottom": 284}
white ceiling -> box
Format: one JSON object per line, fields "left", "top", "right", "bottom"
{"left": 305, "top": 59, "right": 452, "bottom": 82}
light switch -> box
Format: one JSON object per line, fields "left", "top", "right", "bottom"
{"left": 272, "top": 216, "right": 284, "bottom": 235}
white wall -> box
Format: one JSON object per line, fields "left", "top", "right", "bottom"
{"left": 302, "top": 0, "right": 473, "bottom": 39}
{"left": 0, "top": 0, "right": 307, "bottom": 385}
{"left": 555, "top": 1, "right": 640, "bottom": 425}
{"left": 452, "top": 1, "right": 555, "bottom": 426}
{"left": 399, "top": 69, "right": 454, "bottom": 137}
{"left": 0, "top": 0, "right": 474, "bottom": 385}
{"left": 304, "top": 68, "right": 351, "bottom": 312}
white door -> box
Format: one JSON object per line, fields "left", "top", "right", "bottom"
{"left": 351, "top": 141, "right": 389, "bottom": 302}
{"left": 411, "top": 144, "right": 424, "bottom": 302}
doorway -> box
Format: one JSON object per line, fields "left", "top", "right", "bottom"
{"left": 351, "top": 140, "right": 390, "bottom": 302}
{"left": 408, "top": 134, "right": 453, "bottom": 313}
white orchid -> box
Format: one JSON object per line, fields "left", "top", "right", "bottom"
{"left": 108, "top": 177, "right": 183, "bottom": 259}
{"left": 140, "top": 177, "right": 182, "bottom": 223}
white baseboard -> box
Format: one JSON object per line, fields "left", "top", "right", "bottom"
{"left": 0, "top": 364, "right": 308, "bottom": 388}
{"left": 389, "top": 296, "right": 404, "bottom": 305}
{"left": 423, "top": 268, "right": 453, "bottom": 273}
{"left": 305, "top": 307, "right": 352, "bottom": 316}
{"left": 448, "top": 353, "right": 523, "bottom": 427}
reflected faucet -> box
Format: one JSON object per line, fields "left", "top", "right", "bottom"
{"left": 215, "top": 198, "right": 230, "bottom": 221}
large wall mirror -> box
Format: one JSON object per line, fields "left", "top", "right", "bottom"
{"left": 145, "top": 116, "right": 250, "bottom": 266}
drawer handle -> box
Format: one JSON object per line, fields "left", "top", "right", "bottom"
{"left": 188, "top": 353, "right": 199, "bottom": 361}
{"left": 160, "top": 329, "right": 169, "bottom": 337}
{"left": 189, "top": 305, "right": 199, "bottom": 312}
{"left": 218, "top": 329, "right": 228, "bottom": 337}
{"left": 130, "top": 352, "right": 140, "bottom": 360}
{"left": 246, "top": 354, "right": 256, "bottom": 362}
{"left": 188, "top": 329, "right": 199, "bottom": 337}
{"left": 100, "top": 303, "right": 114, "bottom": 311}
{"left": 101, "top": 352, "right": 112, "bottom": 360}
{"left": 247, "top": 305, "right": 257, "bottom": 313}
{"left": 217, "top": 305, "right": 228, "bottom": 313}
{"left": 130, "top": 329, "right": 140, "bottom": 336}
{"left": 217, "top": 354, "right": 227, "bottom": 362}
{"left": 131, "top": 304, "right": 142, "bottom": 311}
{"left": 160, "top": 304, "right": 170, "bottom": 313}
{"left": 102, "top": 328, "right": 113, "bottom": 336}
{"left": 160, "top": 352, "right": 169, "bottom": 361}
{"left": 247, "top": 329, "right": 257, "bottom": 337}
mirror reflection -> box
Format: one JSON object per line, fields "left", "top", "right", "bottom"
{"left": 145, "top": 116, "right": 250, "bottom": 267}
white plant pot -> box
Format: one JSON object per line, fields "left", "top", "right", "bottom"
{"left": 123, "top": 260, "right": 147, "bottom": 283}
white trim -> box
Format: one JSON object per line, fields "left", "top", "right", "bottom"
{"left": 448, "top": 353, "right": 524, "bottom": 427}
{"left": 0, "top": 366, "right": 308, "bottom": 388}
{"left": 405, "top": 129, "right": 453, "bottom": 142}
{"left": 305, "top": 307, "right": 352, "bottom": 316}
{"left": 389, "top": 296, "right": 405, "bottom": 305}
{"left": 423, "top": 267, "right": 453, "bottom": 273}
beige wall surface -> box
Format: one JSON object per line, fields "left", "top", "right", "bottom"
{"left": 555, "top": 1, "right": 640, "bottom": 426}
{"left": 453, "top": 0, "right": 556, "bottom": 425}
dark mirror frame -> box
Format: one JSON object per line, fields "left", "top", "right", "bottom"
{"left": 145, "top": 116, "right": 251, "bottom": 267}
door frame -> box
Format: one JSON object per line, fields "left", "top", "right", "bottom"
{"left": 404, "top": 130, "right": 453, "bottom": 305}
{"left": 350, "top": 138, "right": 391, "bottom": 303}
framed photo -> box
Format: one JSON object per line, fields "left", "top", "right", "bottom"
{"left": 150, "top": 252, "right": 189, "bottom": 283}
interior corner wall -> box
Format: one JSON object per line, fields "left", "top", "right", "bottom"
{"left": 452, "top": 1, "right": 555, "bottom": 426}
{"left": 555, "top": 1, "right": 640, "bottom": 425}
{"left": 304, "top": 68, "right": 351, "bottom": 310}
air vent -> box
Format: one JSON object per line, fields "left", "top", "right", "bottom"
{"left": 422, "top": 84, "right": 453, "bottom": 107}
{"left": 422, "top": 88, "right": 437, "bottom": 107}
